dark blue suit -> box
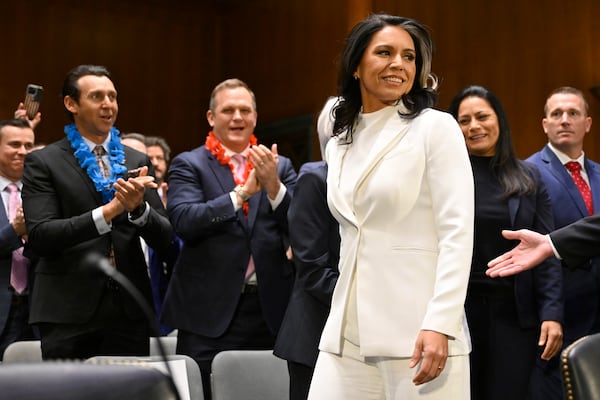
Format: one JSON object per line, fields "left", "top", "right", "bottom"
{"left": 0, "top": 185, "right": 35, "bottom": 358}
{"left": 273, "top": 162, "right": 340, "bottom": 400}
{"left": 527, "top": 145, "right": 600, "bottom": 400}
{"left": 161, "top": 144, "right": 296, "bottom": 398}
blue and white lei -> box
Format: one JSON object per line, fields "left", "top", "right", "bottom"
{"left": 64, "top": 123, "right": 127, "bottom": 203}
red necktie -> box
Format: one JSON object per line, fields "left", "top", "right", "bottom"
{"left": 7, "top": 183, "right": 27, "bottom": 293}
{"left": 565, "top": 161, "right": 594, "bottom": 215}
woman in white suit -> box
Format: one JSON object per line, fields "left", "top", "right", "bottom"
{"left": 308, "top": 14, "right": 474, "bottom": 400}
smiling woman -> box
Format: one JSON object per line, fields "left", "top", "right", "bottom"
{"left": 448, "top": 85, "right": 564, "bottom": 400}
{"left": 308, "top": 14, "right": 474, "bottom": 400}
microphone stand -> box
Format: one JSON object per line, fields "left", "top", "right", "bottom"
{"left": 86, "top": 253, "right": 181, "bottom": 400}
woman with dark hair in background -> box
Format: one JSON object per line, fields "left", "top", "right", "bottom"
{"left": 448, "top": 85, "right": 563, "bottom": 400}
{"left": 308, "top": 14, "right": 474, "bottom": 400}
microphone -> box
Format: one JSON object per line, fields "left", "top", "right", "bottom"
{"left": 84, "top": 252, "right": 181, "bottom": 400}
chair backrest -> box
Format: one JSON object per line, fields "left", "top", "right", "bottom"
{"left": 211, "top": 350, "right": 289, "bottom": 400}
{"left": 2, "top": 340, "right": 43, "bottom": 363}
{"left": 86, "top": 354, "right": 203, "bottom": 400}
{"left": 150, "top": 335, "right": 178, "bottom": 356}
{"left": 0, "top": 362, "right": 175, "bottom": 400}
{"left": 561, "top": 332, "right": 600, "bottom": 400}
{"left": 3, "top": 337, "right": 177, "bottom": 363}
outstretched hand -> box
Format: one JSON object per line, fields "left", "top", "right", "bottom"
{"left": 486, "top": 229, "right": 554, "bottom": 277}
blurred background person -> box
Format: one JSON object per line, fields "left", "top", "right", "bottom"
{"left": 121, "top": 132, "right": 148, "bottom": 154}
{"left": 274, "top": 96, "right": 340, "bottom": 400}
{"left": 144, "top": 136, "right": 171, "bottom": 205}
{"left": 122, "top": 132, "right": 179, "bottom": 336}
{"left": 448, "top": 85, "right": 563, "bottom": 400}
{"left": 144, "top": 135, "right": 179, "bottom": 336}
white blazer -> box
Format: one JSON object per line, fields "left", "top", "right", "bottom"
{"left": 321, "top": 106, "right": 474, "bottom": 357}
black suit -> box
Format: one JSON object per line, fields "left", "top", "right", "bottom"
{"left": 22, "top": 138, "right": 172, "bottom": 359}
{"left": 551, "top": 214, "right": 600, "bottom": 268}
{"left": 273, "top": 162, "right": 340, "bottom": 400}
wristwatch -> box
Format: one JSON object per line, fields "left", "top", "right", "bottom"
{"left": 233, "top": 185, "right": 250, "bottom": 202}
{"left": 129, "top": 202, "right": 147, "bottom": 220}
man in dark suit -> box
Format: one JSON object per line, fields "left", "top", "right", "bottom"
{"left": 22, "top": 65, "right": 173, "bottom": 360}
{"left": 144, "top": 135, "right": 179, "bottom": 336}
{"left": 527, "top": 86, "right": 600, "bottom": 399}
{"left": 161, "top": 78, "right": 297, "bottom": 400}
{"left": 0, "top": 119, "right": 36, "bottom": 359}
{"left": 273, "top": 161, "right": 340, "bottom": 400}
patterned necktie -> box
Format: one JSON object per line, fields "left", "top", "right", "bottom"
{"left": 565, "top": 161, "right": 594, "bottom": 215}
{"left": 92, "top": 145, "right": 116, "bottom": 267}
{"left": 7, "top": 183, "right": 27, "bottom": 293}
{"left": 93, "top": 145, "right": 110, "bottom": 178}
{"left": 231, "top": 154, "right": 246, "bottom": 182}
{"left": 231, "top": 154, "right": 255, "bottom": 280}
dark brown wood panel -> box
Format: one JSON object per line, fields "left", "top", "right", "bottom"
{"left": 1, "top": 1, "right": 218, "bottom": 156}
{"left": 1, "top": 0, "right": 599, "bottom": 163}
{"left": 373, "top": 0, "right": 600, "bottom": 160}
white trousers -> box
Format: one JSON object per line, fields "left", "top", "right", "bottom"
{"left": 308, "top": 339, "right": 470, "bottom": 400}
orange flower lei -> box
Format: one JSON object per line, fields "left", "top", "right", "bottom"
{"left": 205, "top": 131, "right": 258, "bottom": 215}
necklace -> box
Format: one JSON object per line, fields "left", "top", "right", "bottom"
{"left": 205, "top": 131, "right": 257, "bottom": 214}
{"left": 65, "top": 123, "right": 127, "bottom": 203}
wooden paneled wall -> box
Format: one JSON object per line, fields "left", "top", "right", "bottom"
{"left": 1, "top": 0, "right": 599, "bottom": 162}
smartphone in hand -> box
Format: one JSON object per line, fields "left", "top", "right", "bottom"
{"left": 125, "top": 168, "right": 142, "bottom": 179}
{"left": 24, "top": 84, "right": 44, "bottom": 120}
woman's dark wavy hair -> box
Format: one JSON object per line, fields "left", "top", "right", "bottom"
{"left": 333, "top": 14, "right": 438, "bottom": 141}
{"left": 448, "top": 85, "right": 536, "bottom": 197}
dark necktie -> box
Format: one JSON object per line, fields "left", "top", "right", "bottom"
{"left": 93, "top": 145, "right": 110, "bottom": 178}
{"left": 7, "top": 183, "right": 27, "bottom": 293}
{"left": 565, "top": 161, "right": 594, "bottom": 215}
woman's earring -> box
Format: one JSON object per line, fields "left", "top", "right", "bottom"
{"left": 353, "top": 73, "right": 359, "bottom": 80}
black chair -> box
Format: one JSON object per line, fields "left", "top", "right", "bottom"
{"left": 561, "top": 332, "right": 600, "bottom": 400}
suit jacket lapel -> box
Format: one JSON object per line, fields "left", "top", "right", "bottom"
{"left": 354, "top": 113, "right": 410, "bottom": 193}
{"left": 507, "top": 195, "right": 520, "bottom": 228}
{"left": 584, "top": 158, "right": 600, "bottom": 214}
{"left": 58, "top": 139, "right": 104, "bottom": 204}
{"left": 327, "top": 112, "right": 410, "bottom": 228}
{"left": 542, "top": 146, "right": 589, "bottom": 217}
{"left": 0, "top": 195, "right": 8, "bottom": 225}
{"left": 206, "top": 151, "right": 249, "bottom": 230}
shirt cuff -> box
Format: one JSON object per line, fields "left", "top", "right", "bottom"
{"left": 547, "top": 234, "right": 562, "bottom": 260}
{"left": 268, "top": 183, "right": 286, "bottom": 210}
{"left": 128, "top": 201, "right": 151, "bottom": 225}
{"left": 93, "top": 206, "right": 112, "bottom": 234}
{"left": 230, "top": 192, "right": 242, "bottom": 211}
